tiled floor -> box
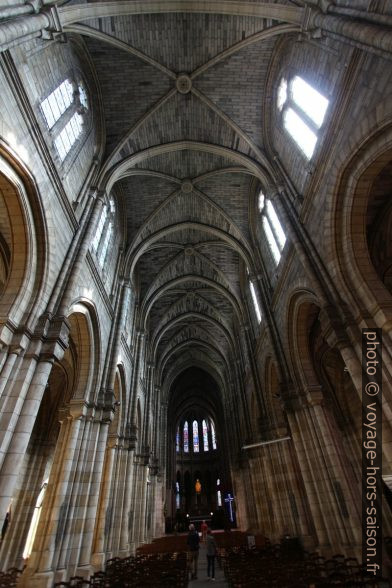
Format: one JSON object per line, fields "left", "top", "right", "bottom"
{"left": 187, "top": 543, "right": 229, "bottom": 587}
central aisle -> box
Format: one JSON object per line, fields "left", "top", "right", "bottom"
{"left": 188, "top": 542, "right": 229, "bottom": 587}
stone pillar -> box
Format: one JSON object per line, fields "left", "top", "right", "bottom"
{"left": 91, "top": 432, "right": 118, "bottom": 569}
{"left": 270, "top": 190, "right": 328, "bottom": 304}
{"left": 309, "top": 7, "right": 392, "bottom": 55}
{"left": 0, "top": 13, "right": 51, "bottom": 49}
{"left": 118, "top": 435, "right": 136, "bottom": 555}
{"left": 20, "top": 401, "right": 108, "bottom": 587}
{"left": 233, "top": 358, "right": 252, "bottom": 442}
{"left": 287, "top": 391, "right": 361, "bottom": 557}
{"left": 128, "top": 330, "right": 146, "bottom": 428}
{"left": 57, "top": 192, "right": 106, "bottom": 317}
{"left": 74, "top": 408, "right": 112, "bottom": 577}
{"left": 0, "top": 317, "right": 69, "bottom": 533}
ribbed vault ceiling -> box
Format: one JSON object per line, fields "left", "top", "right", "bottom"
{"left": 68, "top": 2, "right": 297, "bottom": 388}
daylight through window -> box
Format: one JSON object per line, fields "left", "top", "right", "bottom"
{"left": 278, "top": 75, "right": 329, "bottom": 159}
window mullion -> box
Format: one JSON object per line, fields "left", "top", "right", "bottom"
{"left": 289, "top": 100, "right": 319, "bottom": 134}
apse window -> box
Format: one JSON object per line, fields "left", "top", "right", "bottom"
{"left": 193, "top": 420, "right": 200, "bottom": 453}
{"left": 278, "top": 75, "right": 329, "bottom": 159}
{"left": 258, "top": 191, "right": 286, "bottom": 265}
{"left": 40, "top": 78, "right": 89, "bottom": 161}
{"left": 202, "top": 419, "right": 209, "bottom": 452}
{"left": 183, "top": 421, "right": 189, "bottom": 453}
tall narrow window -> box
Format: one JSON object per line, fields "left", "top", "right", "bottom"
{"left": 99, "top": 222, "right": 112, "bottom": 266}
{"left": 41, "top": 80, "right": 74, "bottom": 129}
{"left": 249, "top": 279, "right": 262, "bottom": 323}
{"left": 278, "top": 75, "right": 329, "bottom": 159}
{"left": 54, "top": 112, "right": 83, "bottom": 161}
{"left": 259, "top": 191, "right": 286, "bottom": 265}
{"left": 211, "top": 420, "right": 217, "bottom": 450}
{"left": 193, "top": 420, "right": 199, "bottom": 453}
{"left": 175, "top": 482, "right": 180, "bottom": 509}
{"left": 92, "top": 206, "right": 107, "bottom": 251}
{"left": 217, "top": 490, "right": 222, "bottom": 507}
{"left": 183, "top": 421, "right": 189, "bottom": 453}
{"left": 202, "top": 419, "right": 209, "bottom": 452}
{"left": 41, "top": 78, "right": 89, "bottom": 162}
{"left": 176, "top": 426, "right": 180, "bottom": 453}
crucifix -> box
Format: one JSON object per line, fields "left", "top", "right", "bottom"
{"left": 224, "top": 493, "right": 235, "bottom": 522}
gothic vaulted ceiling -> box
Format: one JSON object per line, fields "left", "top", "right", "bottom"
{"left": 62, "top": 1, "right": 301, "bottom": 389}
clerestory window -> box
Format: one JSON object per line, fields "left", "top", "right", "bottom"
{"left": 278, "top": 75, "right": 329, "bottom": 159}
{"left": 258, "top": 191, "right": 286, "bottom": 265}
{"left": 40, "top": 78, "right": 89, "bottom": 161}
{"left": 92, "top": 198, "right": 116, "bottom": 268}
{"left": 246, "top": 267, "right": 262, "bottom": 324}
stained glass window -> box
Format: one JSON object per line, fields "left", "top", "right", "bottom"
{"left": 211, "top": 420, "right": 217, "bottom": 450}
{"left": 175, "top": 482, "right": 180, "bottom": 509}
{"left": 176, "top": 427, "right": 180, "bottom": 452}
{"left": 202, "top": 419, "right": 209, "bottom": 452}
{"left": 193, "top": 420, "right": 199, "bottom": 452}
{"left": 183, "top": 421, "right": 189, "bottom": 452}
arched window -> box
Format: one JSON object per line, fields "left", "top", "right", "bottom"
{"left": 23, "top": 480, "right": 48, "bottom": 559}
{"left": 176, "top": 426, "right": 180, "bottom": 453}
{"left": 211, "top": 420, "right": 217, "bottom": 450}
{"left": 278, "top": 75, "right": 329, "bottom": 159}
{"left": 258, "top": 191, "right": 286, "bottom": 265}
{"left": 202, "top": 419, "right": 209, "bottom": 452}
{"left": 41, "top": 78, "right": 89, "bottom": 161}
{"left": 175, "top": 481, "right": 180, "bottom": 509}
{"left": 183, "top": 421, "right": 189, "bottom": 453}
{"left": 193, "top": 420, "right": 199, "bottom": 453}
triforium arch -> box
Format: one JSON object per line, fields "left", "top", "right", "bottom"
{"left": 18, "top": 301, "right": 103, "bottom": 584}
{"left": 329, "top": 127, "right": 392, "bottom": 335}
{"left": 0, "top": 146, "right": 47, "bottom": 336}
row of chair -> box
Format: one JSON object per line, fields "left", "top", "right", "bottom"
{"left": 53, "top": 552, "right": 188, "bottom": 587}
{"left": 221, "top": 544, "right": 390, "bottom": 588}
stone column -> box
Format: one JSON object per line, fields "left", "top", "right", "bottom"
{"left": 57, "top": 192, "right": 106, "bottom": 317}
{"left": 309, "top": 7, "right": 392, "bottom": 55}
{"left": 74, "top": 408, "right": 112, "bottom": 577}
{"left": 118, "top": 435, "right": 136, "bottom": 555}
{"left": 287, "top": 391, "right": 361, "bottom": 557}
{"left": 0, "top": 317, "right": 69, "bottom": 533}
{"left": 20, "top": 401, "right": 106, "bottom": 587}
{"left": 91, "top": 432, "right": 118, "bottom": 569}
